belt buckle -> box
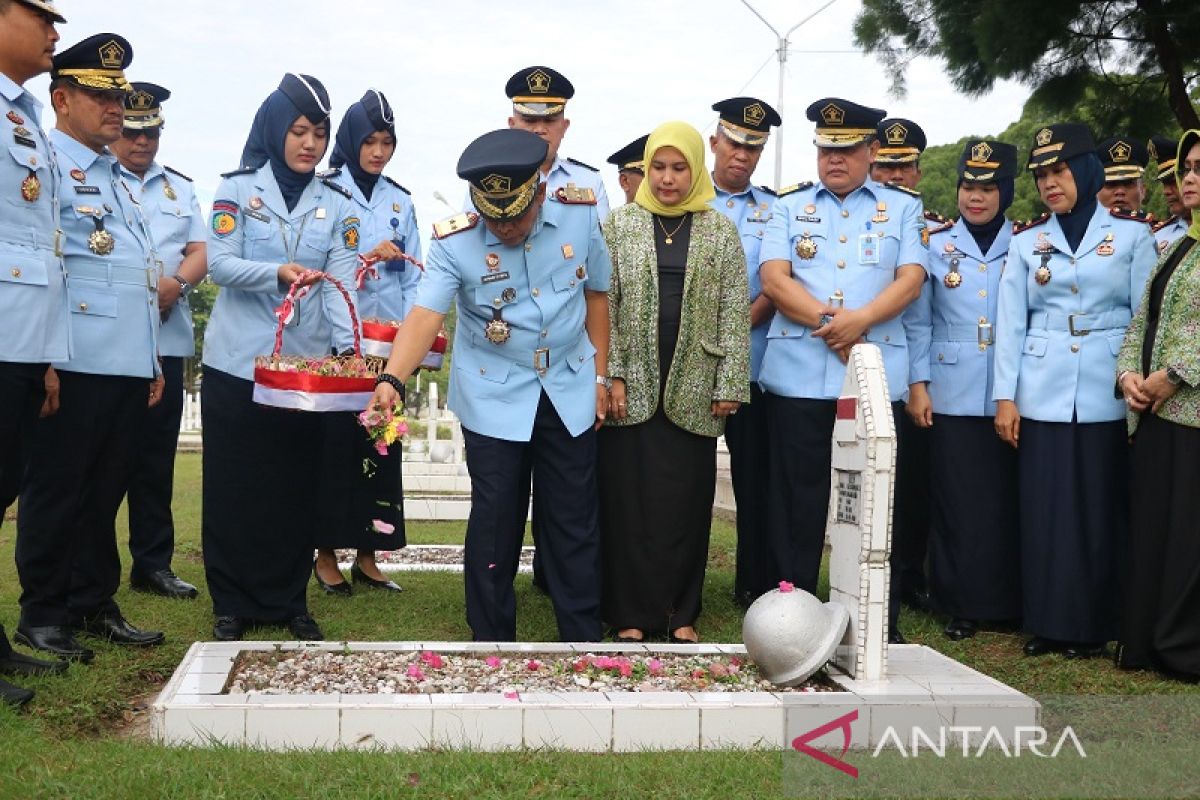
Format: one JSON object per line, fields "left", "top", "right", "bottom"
{"left": 1068, "top": 314, "right": 1090, "bottom": 336}
{"left": 534, "top": 347, "right": 550, "bottom": 376}
{"left": 977, "top": 321, "right": 994, "bottom": 347}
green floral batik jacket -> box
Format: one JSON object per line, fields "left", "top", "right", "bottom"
{"left": 603, "top": 203, "right": 750, "bottom": 438}
{"left": 1117, "top": 236, "right": 1200, "bottom": 434}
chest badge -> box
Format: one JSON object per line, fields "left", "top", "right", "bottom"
{"left": 70, "top": 168, "right": 87, "bottom": 183}
{"left": 486, "top": 252, "right": 500, "bottom": 272}
{"left": 795, "top": 233, "right": 818, "bottom": 260}
{"left": 872, "top": 201, "right": 889, "bottom": 224}
{"left": 87, "top": 216, "right": 115, "bottom": 256}
{"left": 163, "top": 181, "right": 177, "bottom": 201}
{"left": 393, "top": 202, "right": 401, "bottom": 212}
{"left": 943, "top": 257, "right": 962, "bottom": 289}
{"left": 1034, "top": 254, "right": 1052, "bottom": 286}
{"left": 20, "top": 171, "right": 40, "bottom": 202}
{"left": 1096, "top": 233, "right": 1115, "bottom": 257}
{"left": 6, "top": 110, "right": 24, "bottom": 126}
{"left": 804, "top": 204, "right": 816, "bottom": 214}
{"left": 249, "top": 196, "right": 264, "bottom": 211}
{"left": 484, "top": 310, "right": 512, "bottom": 345}
{"left": 562, "top": 244, "right": 574, "bottom": 260}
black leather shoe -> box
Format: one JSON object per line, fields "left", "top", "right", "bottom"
{"left": 0, "top": 678, "right": 33, "bottom": 708}
{"left": 288, "top": 614, "right": 323, "bottom": 641}
{"left": 313, "top": 560, "right": 351, "bottom": 596}
{"left": 350, "top": 562, "right": 403, "bottom": 593}
{"left": 901, "top": 588, "right": 934, "bottom": 613}
{"left": 888, "top": 629, "right": 908, "bottom": 645}
{"left": 1023, "top": 636, "right": 1057, "bottom": 656}
{"left": 1063, "top": 641, "right": 1106, "bottom": 660}
{"left": 213, "top": 616, "right": 244, "bottom": 641}
{"left": 0, "top": 648, "right": 69, "bottom": 677}
{"left": 943, "top": 618, "right": 978, "bottom": 641}
{"left": 77, "top": 613, "right": 165, "bottom": 647}
{"left": 14, "top": 626, "right": 94, "bottom": 663}
{"left": 130, "top": 569, "right": 199, "bottom": 599}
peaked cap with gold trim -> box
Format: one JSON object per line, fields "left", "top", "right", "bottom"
{"left": 712, "top": 96, "right": 781, "bottom": 147}
{"left": 51, "top": 33, "right": 133, "bottom": 93}
{"left": 957, "top": 138, "right": 1017, "bottom": 183}
{"left": 1096, "top": 135, "right": 1148, "bottom": 182}
{"left": 123, "top": 82, "right": 170, "bottom": 129}
{"left": 458, "top": 129, "right": 549, "bottom": 221}
{"left": 607, "top": 134, "right": 650, "bottom": 174}
{"left": 874, "top": 117, "right": 926, "bottom": 164}
{"left": 806, "top": 97, "right": 885, "bottom": 148}
{"left": 1026, "top": 123, "right": 1094, "bottom": 170}
{"left": 15, "top": 0, "right": 65, "bottom": 23}
{"left": 1148, "top": 135, "right": 1180, "bottom": 181}
{"left": 505, "top": 66, "right": 574, "bottom": 117}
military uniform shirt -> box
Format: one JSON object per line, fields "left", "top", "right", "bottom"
{"left": 203, "top": 165, "right": 359, "bottom": 381}
{"left": 416, "top": 200, "right": 611, "bottom": 442}
{"left": 1154, "top": 216, "right": 1188, "bottom": 255}
{"left": 328, "top": 169, "right": 422, "bottom": 322}
{"left": 50, "top": 129, "right": 159, "bottom": 379}
{"left": 757, "top": 179, "right": 927, "bottom": 401}
{"left": 711, "top": 182, "right": 775, "bottom": 381}
{"left": 121, "top": 162, "right": 205, "bottom": 357}
{"left": 0, "top": 72, "right": 68, "bottom": 363}
{"left": 992, "top": 205, "right": 1157, "bottom": 423}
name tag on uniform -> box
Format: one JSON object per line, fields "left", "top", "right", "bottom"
{"left": 481, "top": 271, "right": 510, "bottom": 284}
{"left": 795, "top": 215, "right": 821, "bottom": 223}
{"left": 859, "top": 233, "right": 879, "bottom": 264}
{"left": 74, "top": 185, "right": 100, "bottom": 195}
{"left": 13, "top": 135, "right": 35, "bottom": 148}
{"left": 245, "top": 209, "right": 270, "bottom": 223}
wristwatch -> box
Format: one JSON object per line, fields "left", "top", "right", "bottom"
{"left": 595, "top": 374, "right": 613, "bottom": 391}
{"left": 170, "top": 274, "right": 192, "bottom": 297}
{"left": 1167, "top": 367, "right": 1184, "bottom": 386}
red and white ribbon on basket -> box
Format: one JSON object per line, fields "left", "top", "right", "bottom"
{"left": 355, "top": 251, "right": 425, "bottom": 289}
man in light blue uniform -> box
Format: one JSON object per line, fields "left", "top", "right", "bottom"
{"left": 759, "top": 98, "right": 927, "bottom": 644}
{"left": 110, "top": 82, "right": 205, "bottom": 600}
{"left": 0, "top": 0, "right": 72, "bottom": 707}
{"left": 17, "top": 34, "right": 166, "bottom": 664}
{"left": 370, "top": 129, "right": 612, "bottom": 642}
{"left": 1148, "top": 135, "right": 1190, "bottom": 253}
{"left": 707, "top": 96, "right": 781, "bottom": 606}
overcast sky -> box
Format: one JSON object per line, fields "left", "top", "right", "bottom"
{"left": 32, "top": 0, "right": 1031, "bottom": 248}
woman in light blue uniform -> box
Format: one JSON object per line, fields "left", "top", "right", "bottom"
{"left": 201, "top": 73, "right": 358, "bottom": 642}
{"left": 907, "top": 139, "right": 1020, "bottom": 641}
{"left": 313, "top": 89, "right": 417, "bottom": 596}
{"left": 992, "top": 123, "right": 1157, "bottom": 659}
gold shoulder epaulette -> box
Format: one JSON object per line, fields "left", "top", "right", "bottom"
{"left": 885, "top": 182, "right": 921, "bottom": 197}
{"left": 930, "top": 220, "right": 955, "bottom": 235}
{"left": 1109, "top": 207, "right": 1153, "bottom": 224}
{"left": 924, "top": 209, "right": 947, "bottom": 224}
{"left": 555, "top": 184, "right": 597, "bottom": 205}
{"left": 432, "top": 212, "right": 479, "bottom": 240}
{"left": 1152, "top": 215, "right": 1178, "bottom": 232}
{"left": 1013, "top": 213, "right": 1050, "bottom": 234}
{"left": 776, "top": 181, "right": 813, "bottom": 197}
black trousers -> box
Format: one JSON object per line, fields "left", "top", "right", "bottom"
{"left": 724, "top": 383, "right": 771, "bottom": 602}
{"left": 126, "top": 356, "right": 185, "bottom": 575}
{"left": 893, "top": 410, "right": 931, "bottom": 598}
{"left": 462, "top": 391, "right": 600, "bottom": 642}
{"left": 764, "top": 394, "right": 906, "bottom": 633}
{"left": 1, "top": 361, "right": 49, "bottom": 648}
{"left": 201, "top": 367, "right": 320, "bottom": 623}
{"left": 17, "top": 370, "right": 147, "bottom": 626}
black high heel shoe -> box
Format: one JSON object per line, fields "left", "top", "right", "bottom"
{"left": 350, "top": 561, "right": 403, "bottom": 593}
{"left": 312, "top": 559, "right": 351, "bottom": 596}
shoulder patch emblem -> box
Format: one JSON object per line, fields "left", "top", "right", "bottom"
{"left": 565, "top": 157, "right": 599, "bottom": 172}
{"left": 554, "top": 184, "right": 597, "bottom": 205}
{"left": 432, "top": 212, "right": 480, "bottom": 240}
{"left": 342, "top": 215, "right": 360, "bottom": 250}
{"left": 163, "top": 165, "right": 193, "bottom": 183}
{"left": 211, "top": 199, "right": 238, "bottom": 237}
{"left": 776, "top": 181, "right": 814, "bottom": 197}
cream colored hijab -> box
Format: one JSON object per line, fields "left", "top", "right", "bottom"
{"left": 634, "top": 120, "right": 716, "bottom": 218}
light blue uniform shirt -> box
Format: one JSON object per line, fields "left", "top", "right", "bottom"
{"left": 50, "top": 130, "right": 159, "bottom": 379}
{"left": 416, "top": 199, "right": 611, "bottom": 442}
{"left": 203, "top": 165, "right": 359, "bottom": 381}
{"left": 711, "top": 181, "right": 775, "bottom": 381}
{"left": 121, "top": 162, "right": 205, "bottom": 357}
{"left": 906, "top": 218, "right": 1012, "bottom": 417}
{"left": 326, "top": 168, "right": 421, "bottom": 321}
{"left": 0, "top": 74, "right": 69, "bottom": 364}
{"left": 1154, "top": 216, "right": 1188, "bottom": 255}
{"left": 463, "top": 155, "right": 610, "bottom": 223}
{"left": 758, "top": 179, "right": 928, "bottom": 401}
{"left": 992, "top": 205, "right": 1157, "bottom": 423}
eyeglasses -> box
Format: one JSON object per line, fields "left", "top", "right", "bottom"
{"left": 1178, "top": 162, "right": 1200, "bottom": 178}
{"left": 122, "top": 128, "right": 161, "bottom": 141}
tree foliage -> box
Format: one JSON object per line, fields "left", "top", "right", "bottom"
{"left": 854, "top": 0, "right": 1200, "bottom": 129}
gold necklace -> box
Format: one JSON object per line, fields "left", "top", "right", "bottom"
{"left": 656, "top": 214, "right": 687, "bottom": 245}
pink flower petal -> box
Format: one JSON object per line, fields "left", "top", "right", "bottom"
{"left": 647, "top": 658, "right": 664, "bottom": 674}
{"left": 372, "top": 519, "right": 395, "bottom": 534}
{"left": 485, "top": 656, "right": 501, "bottom": 669}
{"left": 778, "top": 580, "right": 795, "bottom": 593}
{"left": 525, "top": 659, "right": 541, "bottom": 671}
{"left": 503, "top": 690, "right": 518, "bottom": 700}
{"left": 406, "top": 664, "right": 425, "bottom": 681}
{"left": 374, "top": 440, "right": 389, "bottom": 456}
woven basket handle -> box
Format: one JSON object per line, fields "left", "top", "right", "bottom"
{"left": 271, "top": 270, "right": 363, "bottom": 359}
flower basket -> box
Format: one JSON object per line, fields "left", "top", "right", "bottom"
{"left": 252, "top": 271, "right": 377, "bottom": 412}
{"left": 356, "top": 253, "right": 447, "bottom": 371}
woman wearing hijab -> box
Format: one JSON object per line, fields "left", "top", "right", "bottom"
{"left": 907, "top": 140, "right": 1022, "bottom": 640}
{"left": 993, "top": 123, "right": 1157, "bottom": 659}
{"left": 312, "top": 89, "right": 416, "bottom": 596}
{"left": 1115, "top": 130, "right": 1200, "bottom": 681}
{"left": 202, "top": 73, "right": 359, "bottom": 642}
{"left": 600, "top": 121, "right": 750, "bottom": 643}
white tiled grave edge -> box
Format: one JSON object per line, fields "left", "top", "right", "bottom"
{"left": 336, "top": 545, "right": 534, "bottom": 574}
{"left": 153, "top": 642, "right": 1038, "bottom": 752}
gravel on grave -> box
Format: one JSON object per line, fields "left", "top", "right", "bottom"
{"left": 333, "top": 546, "right": 533, "bottom": 567}
{"left": 227, "top": 650, "right": 839, "bottom": 695}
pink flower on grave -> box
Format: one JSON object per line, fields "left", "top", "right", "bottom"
{"left": 592, "top": 656, "right": 613, "bottom": 670}
{"left": 420, "top": 651, "right": 443, "bottom": 669}
{"left": 729, "top": 656, "right": 743, "bottom": 668}
{"left": 778, "top": 580, "right": 795, "bottom": 593}
{"left": 374, "top": 440, "right": 390, "bottom": 456}
{"left": 692, "top": 668, "right": 707, "bottom": 679}
{"left": 406, "top": 664, "right": 425, "bottom": 681}
{"left": 503, "top": 690, "right": 519, "bottom": 700}
{"left": 646, "top": 658, "right": 664, "bottom": 675}
{"left": 618, "top": 661, "right": 632, "bottom": 678}
{"left": 572, "top": 658, "right": 588, "bottom": 673}
{"left": 485, "top": 655, "right": 501, "bottom": 669}
{"left": 372, "top": 519, "right": 395, "bottom": 534}
{"left": 525, "top": 659, "right": 541, "bottom": 671}
{"left": 709, "top": 662, "right": 729, "bottom": 678}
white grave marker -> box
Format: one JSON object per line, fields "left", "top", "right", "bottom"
{"left": 827, "top": 344, "right": 895, "bottom": 680}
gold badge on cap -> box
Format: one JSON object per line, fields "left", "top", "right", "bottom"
{"left": 481, "top": 174, "right": 511, "bottom": 194}
{"left": 98, "top": 39, "right": 125, "bottom": 68}
{"left": 1148, "top": 140, "right": 1158, "bottom": 160}
{"left": 744, "top": 103, "right": 766, "bottom": 126}
{"left": 1035, "top": 128, "right": 1053, "bottom": 147}
{"left": 820, "top": 103, "right": 844, "bottom": 125}
{"left": 971, "top": 142, "right": 993, "bottom": 163}
{"left": 527, "top": 69, "right": 550, "bottom": 94}
{"left": 129, "top": 89, "right": 154, "bottom": 112}
{"left": 795, "top": 233, "right": 817, "bottom": 260}
{"left": 885, "top": 122, "right": 908, "bottom": 145}
{"left": 1108, "top": 141, "right": 1131, "bottom": 163}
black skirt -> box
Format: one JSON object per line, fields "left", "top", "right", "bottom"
{"left": 201, "top": 367, "right": 323, "bottom": 622}
{"left": 1116, "top": 413, "right": 1200, "bottom": 678}
{"left": 313, "top": 411, "right": 406, "bottom": 551}
{"left": 927, "top": 415, "right": 1021, "bottom": 620}
{"left": 1018, "top": 418, "right": 1128, "bottom": 643}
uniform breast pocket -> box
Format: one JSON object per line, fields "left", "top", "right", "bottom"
{"left": 298, "top": 225, "right": 335, "bottom": 263}
{"left": 0, "top": 250, "right": 48, "bottom": 287}
{"left": 874, "top": 231, "right": 902, "bottom": 268}
{"left": 552, "top": 267, "right": 585, "bottom": 296}
{"left": 242, "top": 218, "right": 275, "bottom": 260}
{"left": 473, "top": 284, "right": 518, "bottom": 313}
{"left": 68, "top": 284, "right": 118, "bottom": 318}
{"left": 158, "top": 205, "right": 194, "bottom": 245}
{"left": 789, "top": 230, "right": 827, "bottom": 268}
{"left": 4, "top": 145, "right": 47, "bottom": 207}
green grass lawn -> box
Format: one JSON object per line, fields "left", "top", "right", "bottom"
{"left": 0, "top": 452, "right": 1196, "bottom": 798}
